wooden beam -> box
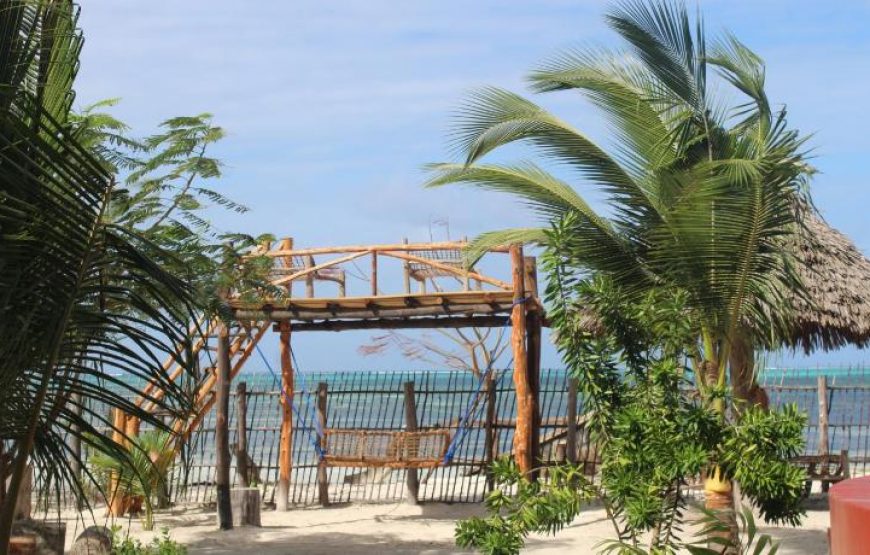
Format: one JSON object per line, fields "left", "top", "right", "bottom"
{"left": 281, "top": 315, "right": 511, "bottom": 332}
{"left": 510, "top": 244, "right": 532, "bottom": 476}
{"left": 380, "top": 250, "right": 511, "bottom": 290}
{"left": 234, "top": 303, "right": 515, "bottom": 322}
{"left": 216, "top": 325, "right": 233, "bottom": 530}
{"left": 271, "top": 251, "right": 369, "bottom": 286}
{"left": 277, "top": 321, "right": 293, "bottom": 511}
{"left": 263, "top": 240, "right": 510, "bottom": 257}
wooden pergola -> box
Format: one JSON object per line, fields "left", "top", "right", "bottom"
{"left": 129, "top": 238, "right": 543, "bottom": 515}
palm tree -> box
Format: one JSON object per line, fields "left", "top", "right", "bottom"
{"left": 426, "top": 0, "right": 811, "bottom": 520}
{"left": 0, "top": 1, "right": 198, "bottom": 547}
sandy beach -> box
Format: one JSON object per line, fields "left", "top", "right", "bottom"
{"left": 58, "top": 501, "right": 831, "bottom": 554}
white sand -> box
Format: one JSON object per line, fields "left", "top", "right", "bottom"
{"left": 58, "top": 501, "right": 830, "bottom": 554}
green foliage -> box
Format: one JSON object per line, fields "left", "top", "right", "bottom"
{"left": 455, "top": 458, "right": 597, "bottom": 555}
{"left": 456, "top": 273, "right": 806, "bottom": 554}
{"left": 426, "top": 0, "right": 815, "bottom": 381}
{"left": 110, "top": 526, "right": 187, "bottom": 555}
{"left": 720, "top": 405, "right": 806, "bottom": 525}
{"left": 90, "top": 431, "right": 176, "bottom": 530}
{"left": 0, "top": 1, "right": 199, "bottom": 546}
{"left": 70, "top": 99, "right": 280, "bottom": 313}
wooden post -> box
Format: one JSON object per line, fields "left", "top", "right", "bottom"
{"left": 277, "top": 321, "right": 293, "bottom": 511}
{"left": 216, "top": 325, "right": 233, "bottom": 530}
{"left": 69, "top": 392, "right": 83, "bottom": 510}
{"left": 278, "top": 237, "right": 293, "bottom": 297}
{"left": 524, "top": 256, "right": 541, "bottom": 479}
{"left": 108, "top": 408, "right": 127, "bottom": 516}
{"left": 818, "top": 375, "right": 829, "bottom": 456}
{"left": 403, "top": 381, "right": 420, "bottom": 504}
{"left": 235, "top": 381, "right": 249, "bottom": 487}
{"left": 305, "top": 255, "right": 315, "bottom": 298}
{"left": 484, "top": 373, "right": 497, "bottom": 492}
{"left": 566, "top": 378, "right": 579, "bottom": 464}
{"left": 371, "top": 250, "right": 379, "bottom": 296}
{"left": 510, "top": 244, "right": 532, "bottom": 476}
{"left": 316, "top": 382, "right": 330, "bottom": 506}
{"left": 402, "top": 238, "right": 411, "bottom": 294}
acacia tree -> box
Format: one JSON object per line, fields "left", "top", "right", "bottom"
{"left": 426, "top": 0, "right": 811, "bottom": 515}
{"left": 0, "top": 0, "right": 200, "bottom": 546}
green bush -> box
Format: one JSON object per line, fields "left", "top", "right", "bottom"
{"left": 110, "top": 526, "right": 187, "bottom": 555}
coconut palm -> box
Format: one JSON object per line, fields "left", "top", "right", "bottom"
{"left": 426, "top": 0, "right": 811, "bottom": 521}
{"left": 89, "top": 431, "right": 176, "bottom": 531}
{"left": 0, "top": 1, "right": 198, "bottom": 547}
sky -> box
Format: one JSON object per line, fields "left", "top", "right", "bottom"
{"left": 74, "top": 1, "right": 870, "bottom": 371}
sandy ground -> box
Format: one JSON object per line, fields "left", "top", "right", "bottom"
{"left": 58, "top": 500, "right": 831, "bottom": 555}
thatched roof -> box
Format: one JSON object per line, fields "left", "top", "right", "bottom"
{"left": 788, "top": 211, "right": 870, "bottom": 353}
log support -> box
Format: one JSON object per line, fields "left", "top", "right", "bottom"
{"left": 510, "top": 244, "right": 533, "bottom": 476}
{"left": 216, "top": 325, "right": 233, "bottom": 530}
{"left": 277, "top": 321, "right": 293, "bottom": 511}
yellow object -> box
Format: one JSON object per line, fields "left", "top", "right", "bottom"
{"left": 704, "top": 466, "right": 732, "bottom": 493}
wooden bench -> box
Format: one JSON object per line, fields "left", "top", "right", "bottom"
{"left": 792, "top": 450, "right": 850, "bottom": 495}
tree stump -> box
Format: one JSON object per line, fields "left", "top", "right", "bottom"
{"left": 227, "top": 488, "right": 261, "bottom": 527}
{"left": 70, "top": 526, "right": 112, "bottom": 555}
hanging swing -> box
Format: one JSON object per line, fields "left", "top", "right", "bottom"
{"left": 257, "top": 297, "right": 526, "bottom": 470}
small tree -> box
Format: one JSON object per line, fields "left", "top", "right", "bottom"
{"left": 90, "top": 431, "right": 175, "bottom": 531}
{"left": 455, "top": 274, "right": 805, "bottom": 554}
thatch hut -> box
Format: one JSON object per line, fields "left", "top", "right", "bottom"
{"left": 787, "top": 210, "right": 870, "bottom": 353}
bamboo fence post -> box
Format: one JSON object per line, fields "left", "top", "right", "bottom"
{"left": 566, "top": 378, "right": 579, "bottom": 464}
{"left": 510, "top": 244, "right": 532, "bottom": 475}
{"left": 484, "top": 373, "right": 497, "bottom": 492}
{"left": 818, "top": 375, "right": 829, "bottom": 456}
{"left": 277, "top": 321, "right": 293, "bottom": 511}
{"left": 404, "top": 381, "right": 419, "bottom": 504}
{"left": 316, "top": 382, "right": 330, "bottom": 506}
{"left": 524, "top": 256, "right": 541, "bottom": 479}
{"left": 216, "top": 325, "right": 233, "bottom": 529}
{"left": 236, "top": 381, "right": 249, "bottom": 487}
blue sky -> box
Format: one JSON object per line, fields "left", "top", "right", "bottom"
{"left": 75, "top": 1, "right": 870, "bottom": 371}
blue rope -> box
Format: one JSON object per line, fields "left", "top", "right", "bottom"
{"left": 441, "top": 296, "right": 530, "bottom": 465}
{"left": 255, "top": 344, "right": 326, "bottom": 458}
{"left": 290, "top": 346, "right": 326, "bottom": 440}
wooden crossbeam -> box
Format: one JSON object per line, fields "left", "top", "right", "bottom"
{"left": 380, "top": 250, "right": 511, "bottom": 290}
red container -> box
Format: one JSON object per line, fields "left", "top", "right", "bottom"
{"left": 830, "top": 476, "right": 870, "bottom": 554}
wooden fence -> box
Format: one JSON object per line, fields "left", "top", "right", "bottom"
{"left": 59, "top": 367, "right": 870, "bottom": 509}
{"left": 168, "top": 368, "right": 596, "bottom": 506}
